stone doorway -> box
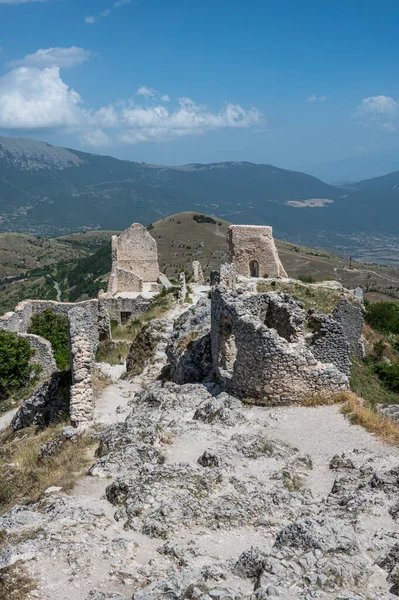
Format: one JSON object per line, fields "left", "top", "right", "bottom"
{"left": 249, "top": 260, "right": 259, "bottom": 278}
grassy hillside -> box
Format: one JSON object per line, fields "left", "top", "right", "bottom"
{"left": 55, "top": 230, "right": 119, "bottom": 251}
{"left": 0, "top": 233, "right": 87, "bottom": 278}
{"left": 149, "top": 212, "right": 230, "bottom": 277}
{"left": 2, "top": 212, "right": 399, "bottom": 315}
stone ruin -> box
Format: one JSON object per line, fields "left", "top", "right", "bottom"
{"left": 168, "top": 287, "right": 365, "bottom": 404}
{"left": 227, "top": 224, "right": 287, "bottom": 279}
{"left": 192, "top": 260, "right": 204, "bottom": 284}
{"left": 107, "top": 223, "right": 161, "bottom": 294}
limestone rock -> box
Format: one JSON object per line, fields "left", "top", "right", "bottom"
{"left": 11, "top": 371, "right": 71, "bottom": 431}
{"left": 275, "top": 516, "right": 359, "bottom": 555}
{"left": 167, "top": 297, "right": 212, "bottom": 384}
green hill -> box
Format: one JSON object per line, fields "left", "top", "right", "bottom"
{"left": 2, "top": 212, "right": 399, "bottom": 315}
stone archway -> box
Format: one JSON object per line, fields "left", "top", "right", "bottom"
{"left": 249, "top": 259, "right": 259, "bottom": 278}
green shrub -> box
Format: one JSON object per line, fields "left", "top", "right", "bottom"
{"left": 365, "top": 302, "right": 399, "bottom": 334}
{"left": 193, "top": 214, "right": 217, "bottom": 225}
{"left": 0, "top": 331, "right": 35, "bottom": 402}
{"left": 28, "top": 309, "right": 69, "bottom": 370}
{"left": 298, "top": 274, "right": 315, "bottom": 283}
{"left": 374, "top": 362, "right": 399, "bottom": 393}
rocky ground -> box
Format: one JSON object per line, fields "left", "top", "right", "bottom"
{"left": 2, "top": 292, "right": 399, "bottom": 600}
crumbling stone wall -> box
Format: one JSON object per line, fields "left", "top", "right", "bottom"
{"left": 192, "top": 261, "right": 205, "bottom": 284}
{"left": 211, "top": 288, "right": 349, "bottom": 404}
{"left": 227, "top": 225, "right": 287, "bottom": 278}
{"left": 333, "top": 299, "right": 365, "bottom": 358}
{"left": 11, "top": 371, "right": 71, "bottom": 431}
{"left": 220, "top": 263, "right": 237, "bottom": 290}
{"left": 108, "top": 223, "right": 160, "bottom": 294}
{"left": 68, "top": 306, "right": 95, "bottom": 428}
{"left": 106, "top": 295, "right": 153, "bottom": 325}
{"left": 0, "top": 299, "right": 98, "bottom": 337}
{"left": 19, "top": 333, "right": 57, "bottom": 378}
{"left": 166, "top": 297, "right": 212, "bottom": 384}
{"left": 306, "top": 310, "right": 351, "bottom": 376}
{"left": 178, "top": 272, "right": 187, "bottom": 304}
{"left": 98, "top": 292, "right": 111, "bottom": 342}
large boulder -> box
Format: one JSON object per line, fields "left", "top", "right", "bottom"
{"left": 11, "top": 371, "right": 71, "bottom": 431}
{"left": 166, "top": 297, "right": 212, "bottom": 384}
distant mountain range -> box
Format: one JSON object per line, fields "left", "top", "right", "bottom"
{"left": 1, "top": 135, "right": 399, "bottom": 261}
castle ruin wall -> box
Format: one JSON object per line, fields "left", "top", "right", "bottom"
{"left": 211, "top": 288, "right": 349, "bottom": 404}
{"left": 227, "top": 225, "right": 287, "bottom": 279}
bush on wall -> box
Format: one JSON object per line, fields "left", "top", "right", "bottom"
{"left": 0, "top": 331, "right": 35, "bottom": 402}
{"left": 28, "top": 308, "right": 69, "bottom": 370}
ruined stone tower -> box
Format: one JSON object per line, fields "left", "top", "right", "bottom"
{"left": 107, "top": 223, "right": 160, "bottom": 294}
{"left": 227, "top": 225, "right": 287, "bottom": 278}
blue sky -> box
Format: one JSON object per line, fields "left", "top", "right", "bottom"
{"left": 0, "top": 0, "right": 399, "bottom": 181}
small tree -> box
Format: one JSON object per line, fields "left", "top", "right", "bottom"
{"left": 0, "top": 331, "right": 35, "bottom": 401}
{"left": 28, "top": 308, "right": 69, "bottom": 370}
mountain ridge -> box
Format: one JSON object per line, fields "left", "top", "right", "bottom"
{"left": 1, "top": 134, "right": 399, "bottom": 262}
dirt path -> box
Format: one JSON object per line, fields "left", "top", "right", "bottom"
{"left": 0, "top": 407, "right": 17, "bottom": 431}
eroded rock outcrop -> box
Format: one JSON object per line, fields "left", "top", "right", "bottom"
{"left": 11, "top": 371, "right": 71, "bottom": 431}
{"left": 166, "top": 297, "right": 212, "bottom": 384}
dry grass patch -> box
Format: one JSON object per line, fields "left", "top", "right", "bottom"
{"left": 302, "top": 391, "right": 354, "bottom": 407}
{"left": 0, "top": 423, "right": 94, "bottom": 513}
{"left": 341, "top": 394, "right": 399, "bottom": 446}
{"left": 257, "top": 280, "right": 356, "bottom": 314}
{"left": 95, "top": 340, "right": 130, "bottom": 366}
{"left": 0, "top": 561, "right": 37, "bottom": 600}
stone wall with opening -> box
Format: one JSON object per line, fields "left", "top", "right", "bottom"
{"left": 227, "top": 225, "right": 287, "bottom": 279}
{"left": 211, "top": 287, "right": 350, "bottom": 404}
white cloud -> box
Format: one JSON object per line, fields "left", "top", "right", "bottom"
{"left": 0, "top": 60, "right": 263, "bottom": 145}
{"left": 306, "top": 94, "right": 327, "bottom": 103}
{"left": 137, "top": 87, "right": 170, "bottom": 103}
{"left": 85, "top": 0, "right": 131, "bottom": 23}
{"left": 0, "top": 0, "right": 48, "bottom": 3}
{"left": 0, "top": 66, "right": 83, "bottom": 129}
{"left": 118, "top": 97, "right": 262, "bottom": 143}
{"left": 9, "top": 46, "right": 93, "bottom": 69}
{"left": 355, "top": 95, "right": 399, "bottom": 131}
{"left": 356, "top": 95, "right": 398, "bottom": 119}
{"left": 137, "top": 86, "right": 156, "bottom": 97}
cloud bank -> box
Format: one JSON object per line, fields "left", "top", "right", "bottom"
{"left": 9, "top": 47, "right": 93, "bottom": 69}
{"left": 0, "top": 52, "right": 263, "bottom": 146}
